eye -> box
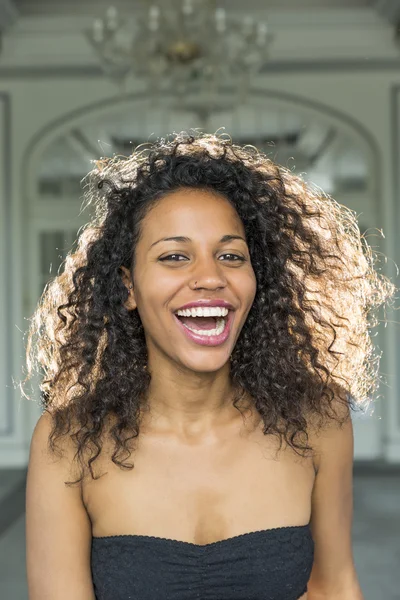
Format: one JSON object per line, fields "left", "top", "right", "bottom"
{"left": 159, "top": 254, "right": 246, "bottom": 262}
{"left": 159, "top": 254, "right": 187, "bottom": 262}
{"left": 220, "top": 254, "right": 246, "bottom": 262}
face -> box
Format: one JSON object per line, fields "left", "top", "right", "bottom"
{"left": 121, "top": 188, "right": 257, "bottom": 374}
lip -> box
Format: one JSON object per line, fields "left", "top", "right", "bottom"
{"left": 173, "top": 309, "right": 235, "bottom": 347}
{"left": 174, "top": 299, "right": 235, "bottom": 312}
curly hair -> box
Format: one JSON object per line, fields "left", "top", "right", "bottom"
{"left": 20, "top": 130, "right": 395, "bottom": 485}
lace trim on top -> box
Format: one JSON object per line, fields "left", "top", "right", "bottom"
{"left": 92, "top": 523, "right": 311, "bottom": 549}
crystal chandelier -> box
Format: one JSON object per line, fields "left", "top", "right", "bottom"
{"left": 85, "top": 0, "right": 273, "bottom": 115}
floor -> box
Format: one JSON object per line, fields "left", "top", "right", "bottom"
{"left": 0, "top": 467, "right": 399, "bottom": 599}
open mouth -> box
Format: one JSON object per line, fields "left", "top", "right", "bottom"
{"left": 174, "top": 313, "right": 229, "bottom": 337}
{"left": 172, "top": 309, "right": 235, "bottom": 346}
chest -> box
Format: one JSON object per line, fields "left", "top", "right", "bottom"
{"left": 83, "top": 424, "right": 315, "bottom": 545}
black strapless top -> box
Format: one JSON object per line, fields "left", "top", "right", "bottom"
{"left": 91, "top": 523, "right": 314, "bottom": 600}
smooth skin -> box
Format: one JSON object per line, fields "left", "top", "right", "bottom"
{"left": 26, "top": 189, "right": 364, "bottom": 599}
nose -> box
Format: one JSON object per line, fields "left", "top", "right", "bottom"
{"left": 189, "top": 256, "right": 228, "bottom": 291}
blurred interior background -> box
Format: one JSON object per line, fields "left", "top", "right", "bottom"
{"left": 0, "top": 0, "right": 399, "bottom": 598}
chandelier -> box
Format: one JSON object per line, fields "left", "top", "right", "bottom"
{"left": 85, "top": 0, "right": 273, "bottom": 115}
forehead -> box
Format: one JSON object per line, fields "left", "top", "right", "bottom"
{"left": 142, "top": 188, "right": 243, "bottom": 233}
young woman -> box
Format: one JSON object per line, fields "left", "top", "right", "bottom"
{"left": 24, "top": 131, "right": 394, "bottom": 599}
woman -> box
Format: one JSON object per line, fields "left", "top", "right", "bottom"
{"left": 23, "top": 131, "right": 394, "bottom": 599}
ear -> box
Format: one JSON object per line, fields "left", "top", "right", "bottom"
{"left": 119, "top": 266, "right": 137, "bottom": 310}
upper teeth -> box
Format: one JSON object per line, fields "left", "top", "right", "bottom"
{"left": 176, "top": 307, "right": 229, "bottom": 317}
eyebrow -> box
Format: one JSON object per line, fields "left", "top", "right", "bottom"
{"left": 149, "top": 234, "right": 247, "bottom": 250}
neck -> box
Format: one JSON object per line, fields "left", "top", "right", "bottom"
{"left": 139, "top": 372, "right": 254, "bottom": 442}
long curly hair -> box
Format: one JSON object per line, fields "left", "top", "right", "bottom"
{"left": 20, "top": 130, "right": 395, "bottom": 485}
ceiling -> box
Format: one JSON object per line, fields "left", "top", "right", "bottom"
{"left": 7, "top": 0, "right": 396, "bottom": 18}
{"left": 14, "top": 0, "right": 376, "bottom": 13}
{"left": 0, "top": 0, "right": 397, "bottom": 31}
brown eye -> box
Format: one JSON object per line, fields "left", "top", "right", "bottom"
{"left": 219, "top": 254, "right": 246, "bottom": 262}
{"left": 159, "top": 254, "right": 245, "bottom": 262}
{"left": 159, "top": 254, "right": 188, "bottom": 262}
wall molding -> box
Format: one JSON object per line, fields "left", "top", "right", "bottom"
{"left": 391, "top": 84, "right": 400, "bottom": 430}
{"left": 1, "top": 59, "right": 400, "bottom": 79}
{"left": 0, "top": 92, "right": 13, "bottom": 437}
{"left": 22, "top": 86, "right": 381, "bottom": 173}
{"left": 392, "top": 84, "right": 400, "bottom": 256}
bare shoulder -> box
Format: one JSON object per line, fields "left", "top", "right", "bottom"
{"left": 28, "top": 410, "right": 81, "bottom": 476}
{"left": 26, "top": 411, "right": 96, "bottom": 599}
{"left": 306, "top": 390, "right": 352, "bottom": 475}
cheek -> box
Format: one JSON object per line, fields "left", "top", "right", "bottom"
{"left": 239, "top": 269, "right": 257, "bottom": 300}
{"left": 135, "top": 277, "right": 172, "bottom": 326}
